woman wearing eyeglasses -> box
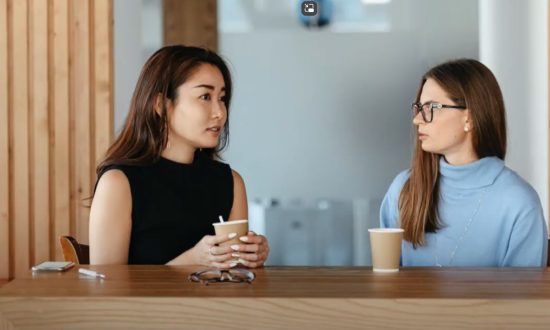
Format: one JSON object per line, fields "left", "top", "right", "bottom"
{"left": 380, "top": 59, "right": 548, "bottom": 267}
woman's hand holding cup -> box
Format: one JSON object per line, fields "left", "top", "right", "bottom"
{"left": 230, "top": 231, "right": 270, "bottom": 268}
{"left": 191, "top": 233, "right": 239, "bottom": 269}
{"left": 212, "top": 219, "right": 269, "bottom": 268}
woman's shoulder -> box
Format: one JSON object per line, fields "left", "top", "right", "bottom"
{"left": 99, "top": 162, "right": 149, "bottom": 185}
{"left": 381, "top": 169, "right": 410, "bottom": 205}
{"left": 493, "top": 166, "right": 542, "bottom": 210}
{"left": 206, "top": 160, "right": 243, "bottom": 193}
{"left": 496, "top": 166, "right": 539, "bottom": 197}
{"left": 100, "top": 162, "right": 142, "bottom": 176}
{"left": 388, "top": 169, "right": 411, "bottom": 194}
{"left": 198, "top": 157, "right": 233, "bottom": 178}
{"left": 94, "top": 168, "right": 132, "bottom": 199}
{"left": 196, "top": 158, "right": 234, "bottom": 188}
{"left": 203, "top": 157, "right": 231, "bottom": 171}
{"left": 94, "top": 163, "right": 136, "bottom": 192}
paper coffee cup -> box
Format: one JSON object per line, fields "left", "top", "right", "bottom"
{"left": 212, "top": 219, "right": 249, "bottom": 246}
{"left": 368, "top": 228, "right": 404, "bottom": 272}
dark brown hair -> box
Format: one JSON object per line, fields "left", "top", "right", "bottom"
{"left": 398, "top": 59, "right": 507, "bottom": 247}
{"left": 96, "top": 45, "right": 232, "bottom": 177}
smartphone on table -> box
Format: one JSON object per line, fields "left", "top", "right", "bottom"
{"left": 31, "top": 261, "right": 74, "bottom": 272}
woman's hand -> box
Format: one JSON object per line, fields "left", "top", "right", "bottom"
{"left": 230, "top": 231, "right": 270, "bottom": 268}
{"left": 189, "top": 233, "right": 239, "bottom": 269}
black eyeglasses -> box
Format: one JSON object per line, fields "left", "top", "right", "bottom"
{"left": 411, "top": 102, "right": 466, "bottom": 123}
{"left": 189, "top": 268, "right": 255, "bottom": 285}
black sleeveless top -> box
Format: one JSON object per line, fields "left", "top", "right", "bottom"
{"left": 100, "top": 155, "right": 234, "bottom": 264}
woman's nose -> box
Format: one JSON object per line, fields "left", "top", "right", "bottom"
{"left": 412, "top": 111, "right": 424, "bottom": 125}
{"left": 212, "top": 102, "right": 225, "bottom": 119}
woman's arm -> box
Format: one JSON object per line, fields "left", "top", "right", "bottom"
{"left": 380, "top": 170, "right": 410, "bottom": 228}
{"left": 227, "top": 170, "right": 270, "bottom": 267}
{"left": 501, "top": 205, "right": 548, "bottom": 267}
{"left": 228, "top": 169, "right": 248, "bottom": 220}
{"left": 89, "top": 170, "right": 132, "bottom": 264}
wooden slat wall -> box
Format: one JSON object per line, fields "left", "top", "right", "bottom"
{"left": 51, "top": 0, "right": 70, "bottom": 261}
{"left": 11, "top": 0, "right": 31, "bottom": 279}
{"left": 71, "top": 0, "right": 91, "bottom": 248}
{"left": 93, "top": 0, "right": 113, "bottom": 182}
{"left": 30, "top": 0, "right": 50, "bottom": 271}
{"left": 0, "top": 0, "right": 9, "bottom": 280}
{"left": 0, "top": 0, "right": 113, "bottom": 279}
{"left": 163, "top": 0, "right": 218, "bottom": 51}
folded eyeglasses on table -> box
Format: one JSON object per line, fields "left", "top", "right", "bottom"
{"left": 189, "top": 268, "right": 256, "bottom": 285}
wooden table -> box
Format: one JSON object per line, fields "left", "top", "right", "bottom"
{"left": 1, "top": 266, "right": 550, "bottom": 329}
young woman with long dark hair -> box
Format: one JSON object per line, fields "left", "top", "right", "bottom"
{"left": 89, "top": 45, "right": 269, "bottom": 267}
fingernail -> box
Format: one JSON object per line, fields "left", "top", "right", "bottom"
{"left": 238, "top": 258, "right": 247, "bottom": 264}
{"left": 232, "top": 253, "right": 240, "bottom": 258}
{"left": 229, "top": 262, "right": 238, "bottom": 268}
{"left": 231, "top": 245, "right": 240, "bottom": 251}
{"left": 228, "top": 232, "right": 237, "bottom": 239}
{"left": 239, "top": 236, "right": 249, "bottom": 242}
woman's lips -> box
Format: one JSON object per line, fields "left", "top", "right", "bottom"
{"left": 206, "top": 127, "right": 221, "bottom": 137}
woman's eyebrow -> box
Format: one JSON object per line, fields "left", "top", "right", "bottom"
{"left": 193, "top": 84, "right": 225, "bottom": 91}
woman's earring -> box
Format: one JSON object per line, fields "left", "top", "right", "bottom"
{"left": 464, "top": 126, "right": 470, "bottom": 132}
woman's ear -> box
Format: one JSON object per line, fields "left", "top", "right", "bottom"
{"left": 464, "top": 110, "right": 472, "bottom": 132}
{"left": 154, "top": 93, "right": 164, "bottom": 117}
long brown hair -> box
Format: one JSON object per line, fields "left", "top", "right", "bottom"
{"left": 96, "top": 45, "right": 232, "bottom": 178}
{"left": 398, "top": 59, "right": 507, "bottom": 247}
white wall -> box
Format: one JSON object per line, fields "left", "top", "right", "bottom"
{"left": 220, "top": 0, "right": 479, "bottom": 203}
{"left": 114, "top": 0, "right": 162, "bottom": 133}
{"left": 480, "top": 0, "right": 549, "bottom": 221}
{"left": 113, "top": 0, "right": 480, "bottom": 204}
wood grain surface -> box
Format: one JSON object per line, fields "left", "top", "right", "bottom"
{"left": 1, "top": 266, "right": 550, "bottom": 329}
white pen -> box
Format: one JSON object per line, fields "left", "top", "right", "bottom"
{"left": 79, "top": 268, "right": 106, "bottom": 279}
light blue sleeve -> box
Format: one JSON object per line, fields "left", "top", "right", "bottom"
{"left": 501, "top": 204, "right": 548, "bottom": 267}
{"left": 379, "top": 170, "right": 410, "bottom": 229}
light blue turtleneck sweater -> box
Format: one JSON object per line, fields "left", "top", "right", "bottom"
{"left": 380, "top": 156, "right": 548, "bottom": 267}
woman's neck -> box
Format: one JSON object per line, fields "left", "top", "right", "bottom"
{"left": 161, "top": 139, "right": 196, "bottom": 164}
{"left": 443, "top": 150, "right": 479, "bottom": 166}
